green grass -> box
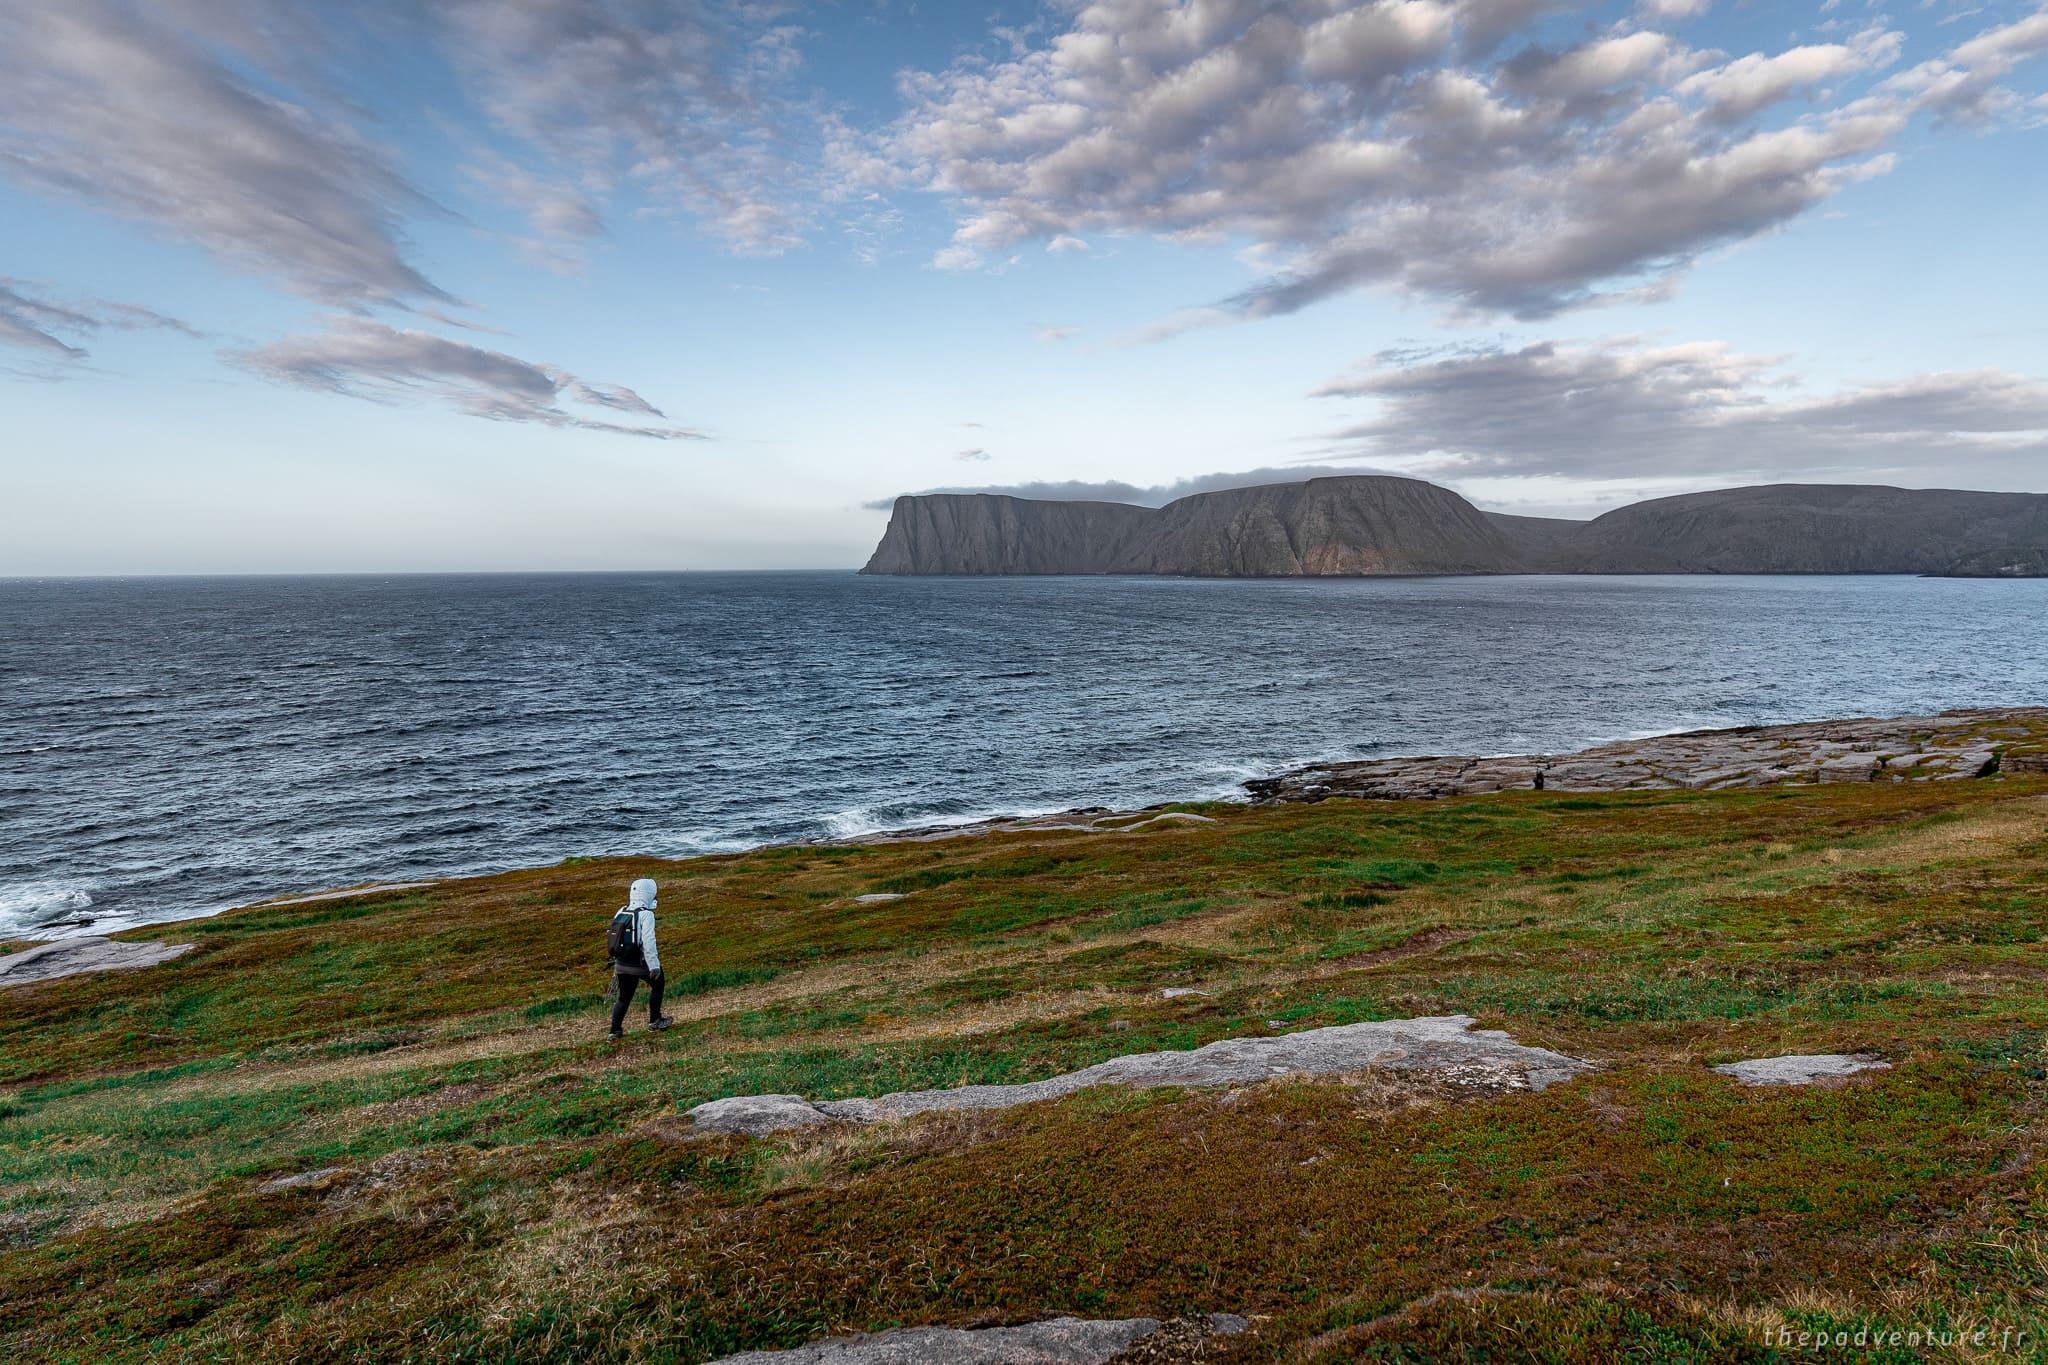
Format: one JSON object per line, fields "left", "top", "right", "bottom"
{"left": 3, "top": 746, "right": 2048, "bottom": 1361}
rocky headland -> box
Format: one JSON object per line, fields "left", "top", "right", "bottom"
{"left": 863, "top": 477, "right": 2048, "bottom": 577}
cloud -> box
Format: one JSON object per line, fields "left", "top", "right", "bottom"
{"left": 863, "top": 464, "right": 1401, "bottom": 510}
{"left": 1036, "top": 325, "right": 1078, "bottom": 343}
{"left": 1638, "top": 0, "right": 1709, "bottom": 19}
{"left": 1675, "top": 29, "right": 1901, "bottom": 123}
{"left": 956, "top": 447, "right": 992, "bottom": 461}
{"left": 1881, "top": 6, "right": 2048, "bottom": 121}
{"left": 0, "top": 0, "right": 827, "bottom": 314}
{"left": 568, "top": 381, "right": 666, "bottom": 416}
{"left": 230, "top": 319, "right": 703, "bottom": 438}
{"left": 1312, "top": 336, "right": 2048, "bottom": 483}
{"left": 873, "top": 0, "right": 2047, "bottom": 323}
{"left": 0, "top": 282, "right": 96, "bottom": 360}
{"left": 0, "top": 276, "right": 198, "bottom": 368}
{"left": 0, "top": 1, "right": 445, "bottom": 308}
{"left": 464, "top": 155, "right": 607, "bottom": 270}
{"left": 435, "top": 0, "right": 816, "bottom": 255}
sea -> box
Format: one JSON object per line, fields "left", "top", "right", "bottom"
{"left": 3, "top": 571, "right": 2045, "bottom": 939}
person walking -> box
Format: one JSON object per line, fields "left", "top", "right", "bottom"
{"left": 607, "top": 877, "right": 671, "bottom": 1038}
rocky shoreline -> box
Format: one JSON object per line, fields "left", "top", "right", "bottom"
{"left": 17, "top": 709, "right": 2041, "bottom": 964}
{"left": 852, "top": 708, "right": 2048, "bottom": 845}
{"left": 1244, "top": 707, "right": 2048, "bottom": 804}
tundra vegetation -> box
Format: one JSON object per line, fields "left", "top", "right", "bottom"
{"left": 3, "top": 744, "right": 2048, "bottom": 1360}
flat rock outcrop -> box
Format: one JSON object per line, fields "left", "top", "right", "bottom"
{"left": 1713, "top": 1054, "right": 1892, "bottom": 1086}
{"left": 706, "top": 1316, "right": 1165, "bottom": 1364}
{"left": 1245, "top": 708, "right": 2045, "bottom": 803}
{"left": 0, "top": 936, "right": 193, "bottom": 988}
{"left": 863, "top": 477, "right": 2048, "bottom": 577}
{"left": 689, "top": 1015, "right": 1591, "bottom": 1135}
{"left": 688, "top": 1094, "right": 842, "bottom": 1138}
{"left": 254, "top": 881, "right": 435, "bottom": 908}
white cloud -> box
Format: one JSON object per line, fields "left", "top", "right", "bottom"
{"left": 1676, "top": 29, "right": 1901, "bottom": 123}
{"left": 0, "top": 276, "right": 199, "bottom": 370}
{"left": 0, "top": 1, "right": 443, "bottom": 307}
{"left": 1314, "top": 336, "right": 2048, "bottom": 483}
{"left": 436, "top": 0, "right": 819, "bottom": 256}
{"left": 230, "top": 318, "right": 702, "bottom": 439}
{"left": 868, "top": 0, "right": 2048, "bottom": 324}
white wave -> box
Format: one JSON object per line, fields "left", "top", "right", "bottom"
{"left": 647, "top": 827, "right": 756, "bottom": 857}
{"left": 0, "top": 880, "right": 96, "bottom": 936}
{"left": 819, "top": 801, "right": 1067, "bottom": 841}
{"left": 822, "top": 806, "right": 889, "bottom": 840}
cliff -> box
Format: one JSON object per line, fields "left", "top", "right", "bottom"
{"left": 1115, "top": 476, "right": 1525, "bottom": 575}
{"left": 860, "top": 493, "right": 1154, "bottom": 575}
{"left": 862, "top": 476, "right": 2048, "bottom": 577}
{"left": 865, "top": 476, "right": 1539, "bottom": 576}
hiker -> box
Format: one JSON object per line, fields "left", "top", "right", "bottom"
{"left": 607, "top": 877, "right": 671, "bottom": 1038}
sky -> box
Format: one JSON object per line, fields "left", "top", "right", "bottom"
{"left": 3, "top": 0, "right": 2046, "bottom": 573}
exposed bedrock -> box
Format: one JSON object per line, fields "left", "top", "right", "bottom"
{"left": 1245, "top": 708, "right": 2045, "bottom": 804}
{"left": 688, "top": 1015, "right": 1593, "bottom": 1136}
{"left": 704, "top": 1312, "right": 1253, "bottom": 1364}
{"left": 1713, "top": 1054, "right": 1893, "bottom": 1086}
{"left": 0, "top": 936, "right": 193, "bottom": 988}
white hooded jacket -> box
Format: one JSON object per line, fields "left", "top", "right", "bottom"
{"left": 621, "top": 878, "right": 661, "bottom": 974}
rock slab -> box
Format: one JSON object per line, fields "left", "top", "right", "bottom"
{"left": 689, "top": 1016, "right": 1592, "bottom": 1135}
{"left": 258, "top": 1167, "right": 346, "bottom": 1193}
{"left": 1713, "top": 1053, "right": 1892, "bottom": 1086}
{"left": 706, "top": 1316, "right": 1161, "bottom": 1364}
{"left": 690, "top": 1094, "right": 844, "bottom": 1138}
{"left": 256, "top": 881, "right": 435, "bottom": 908}
{"left": 1246, "top": 709, "right": 2044, "bottom": 803}
{"left": 0, "top": 936, "right": 193, "bottom": 988}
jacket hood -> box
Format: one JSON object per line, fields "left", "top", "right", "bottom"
{"left": 628, "top": 878, "right": 657, "bottom": 910}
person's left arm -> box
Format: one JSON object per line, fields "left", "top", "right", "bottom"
{"left": 640, "top": 908, "right": 662, "bottom": 977}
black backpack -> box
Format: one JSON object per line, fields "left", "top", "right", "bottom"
{"left": 607, "top": 908, "right": 646, "bottom": 972}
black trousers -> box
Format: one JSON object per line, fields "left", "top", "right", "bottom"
{"left": 611, "top": 970, "right": 664, "bottom": 1032}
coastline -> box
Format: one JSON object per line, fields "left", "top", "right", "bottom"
{"left": 9, "top": 719, "right": 2048, "bottom": 1358}
{"left": 828, "top": 705, "right": 2048, "bottom": 844}
{"left": 17, "top": 704, "right": 2040, "bottom": 949}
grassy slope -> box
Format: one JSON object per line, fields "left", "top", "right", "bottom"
{"left": 2, "top": 767, "right": 2047, "bottom": 1361}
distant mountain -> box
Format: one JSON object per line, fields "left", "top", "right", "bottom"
{"left": 1533, "top": 484, "right": 2048, "bottom": 575}
{"left": 861, "top": 477, "right": 2048, "bottom": 577}
{"left": 858, "top": 493, "right": 1154, "bottom": 575}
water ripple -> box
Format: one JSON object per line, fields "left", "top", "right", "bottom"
{"left": 2, "top": 570, "right": 2045, "bottom": 937}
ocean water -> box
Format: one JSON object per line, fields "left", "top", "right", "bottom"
{"left": 3, "top": 571, "right": 2045, "bottom": 939}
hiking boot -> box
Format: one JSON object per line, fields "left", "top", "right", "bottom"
{"left": 608, "top": 1028, "right": 624, "bottom": 1041}
{"left": 649, "top": 1016, "right": 673, "bottom": 1032}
